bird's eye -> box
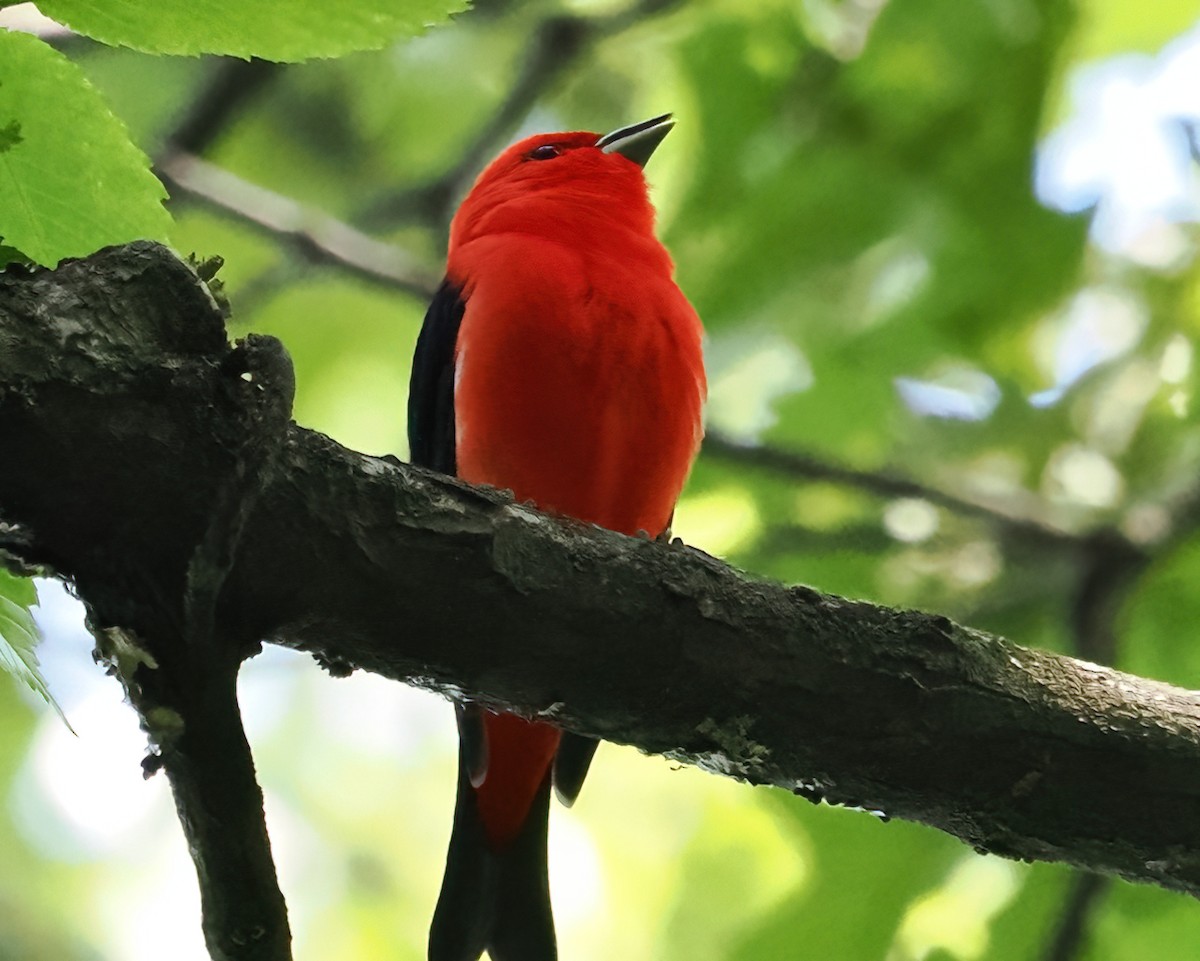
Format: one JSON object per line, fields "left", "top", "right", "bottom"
{"left": 528, "top": 144, "right": 561, "bottom": 161}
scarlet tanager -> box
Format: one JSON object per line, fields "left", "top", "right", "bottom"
{"left": 408, "top": 113, "right": 706, "bottom": 961}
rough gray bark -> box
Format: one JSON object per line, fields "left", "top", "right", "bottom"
{"left": 4, "top": 243, "right": 1200, "bottom": 917}
{"left": 0, "top": 245, "right": 294, "bottom": 961}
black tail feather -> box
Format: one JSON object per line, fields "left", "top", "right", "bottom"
{"left": 429, "top": 748, "right": 556, "bottom": 961}
{"left": 552, "top": 732, "right": 600, "bottom": 807}
{"left": 486, "top": 776, "right": 555, "bottom": 961}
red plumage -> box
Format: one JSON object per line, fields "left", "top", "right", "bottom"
{"left": 451, "top": 131, "right": 704, "bottom": 537}
{"left": 411, "top": 115, "right": 705, "bottom": 961}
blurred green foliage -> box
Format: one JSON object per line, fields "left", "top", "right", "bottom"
{"left": 2, "top": 0, "right": 1200, "bottom": 958}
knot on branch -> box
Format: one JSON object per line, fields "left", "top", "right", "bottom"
{"left": 185, "top": 330, "right": 297, "bottom": 655}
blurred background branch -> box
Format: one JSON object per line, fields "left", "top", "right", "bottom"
{"left": 161, "top": 58, "right": 286, "bottom": 158}
{"left": 356, "top": 0, "right": 688, "bottom": 230}
{"left": 703, "top": 432, "right": 1084, "bottom": 550}
{"left": 159, "top": 151, "right": 440, "bottom": 297}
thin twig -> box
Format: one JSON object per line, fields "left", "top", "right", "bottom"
{"left": 1069, "top": 529, "right": 1147, "bottom": 666}
{"left": 356, "top": 15, "right": 592, "bottom": 228}
{"left": 158, "top": 151, "right": 440, "bottom": 298}
{"left": 1159, "top": 480, "right": 1200, "bottom": 556}
{"left": 162, "top": 58, "right": 285, "bottom": 158}
{"left": 172, "top": 0, "right": 685, "bottom": 313}
{"left": 702, "top": 432, "right": 1083, "bottom": 548}
{"left": 356, "top": 0, "right": 686, "bottom": 230}
{"left": 1181, "top": 119, "right": 1200, "bottom": 166}
{"left": 1041, "top": 865, "right": 1109, "bottom": 961}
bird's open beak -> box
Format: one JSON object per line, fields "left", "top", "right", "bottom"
{"left": 597, "top": 113, "right": 675, "bottom": 168}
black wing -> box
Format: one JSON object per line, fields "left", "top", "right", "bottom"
{"left": 408, "top": 279, "right": 466, "bottom": 475}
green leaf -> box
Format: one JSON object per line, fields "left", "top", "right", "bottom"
{"left": 35, "top": 0, "right": 471, "bottom": 61}
{"left": 0, "top": 31, "right": 170, "bottom": 266}
{"left": 0, "top": 571, "right": 65, "bottom": 722}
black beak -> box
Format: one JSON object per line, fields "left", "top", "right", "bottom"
{"left": 597, "top": 113, "right": 675, "bottom": 168}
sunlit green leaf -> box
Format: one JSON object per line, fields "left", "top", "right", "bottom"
{"left": 0, "top": 31, "right": 169, "bottom": 266}
{"left": 35, "top": 0, "right": 472, "bottom": 61}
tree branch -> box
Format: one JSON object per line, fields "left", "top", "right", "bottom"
{"left": 1041, "top": 872, "right": 1109, "bottom": 961}
{"left": 0, "top": 247, "right": 295, "bottom": 960}
{"left": 1037, "top": 530, "right": 1148, "bottom": 959}
{"left": 157, "top": 151, "right": 440, "bottom": 298}
{"left": 103, "top": 637, "right": 293, "bottom": 961}
{"left": 357, "top": 0, "right": 686, "bottom": 230}
{"left": 356, "top": 14, "right": 593, "bottom": 229}
{"left": 5, "top": 243, "right": 1200, "bottom": 905}
{"left": 157, "top": 0, "right": 686, "bottom": 312}
{"left": 702, "top": 432, "right": 1084, "bottom": 549}
{"left": 160, "top": 58, "right": 285, "bottom": 158}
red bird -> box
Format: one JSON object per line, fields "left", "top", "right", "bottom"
{"left": 408, "top": 114, "right": 705, "bottom": 961}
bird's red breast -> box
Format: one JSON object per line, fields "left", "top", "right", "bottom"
{"left": 449, "top": 131, "right": 705, "bottom": 539}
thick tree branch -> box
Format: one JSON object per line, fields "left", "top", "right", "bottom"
{"left": 1038, "top": 530, "right": 1148, "bottom": 958}
{"left": 104, "top": 638, "right": 293, "bottom": 961}
{"left": 5, "top": 244, "right": 1200, "bottom": 906}
{"left": 0, "top": 248, "right": 294, "bottom": 960}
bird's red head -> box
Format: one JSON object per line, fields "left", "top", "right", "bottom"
{"left": 449, "top": 114, "right": 675, "bottom": 256}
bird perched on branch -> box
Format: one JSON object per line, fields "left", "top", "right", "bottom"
{"left": 408, "top": 113, "right": 706, "bottom": 961}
